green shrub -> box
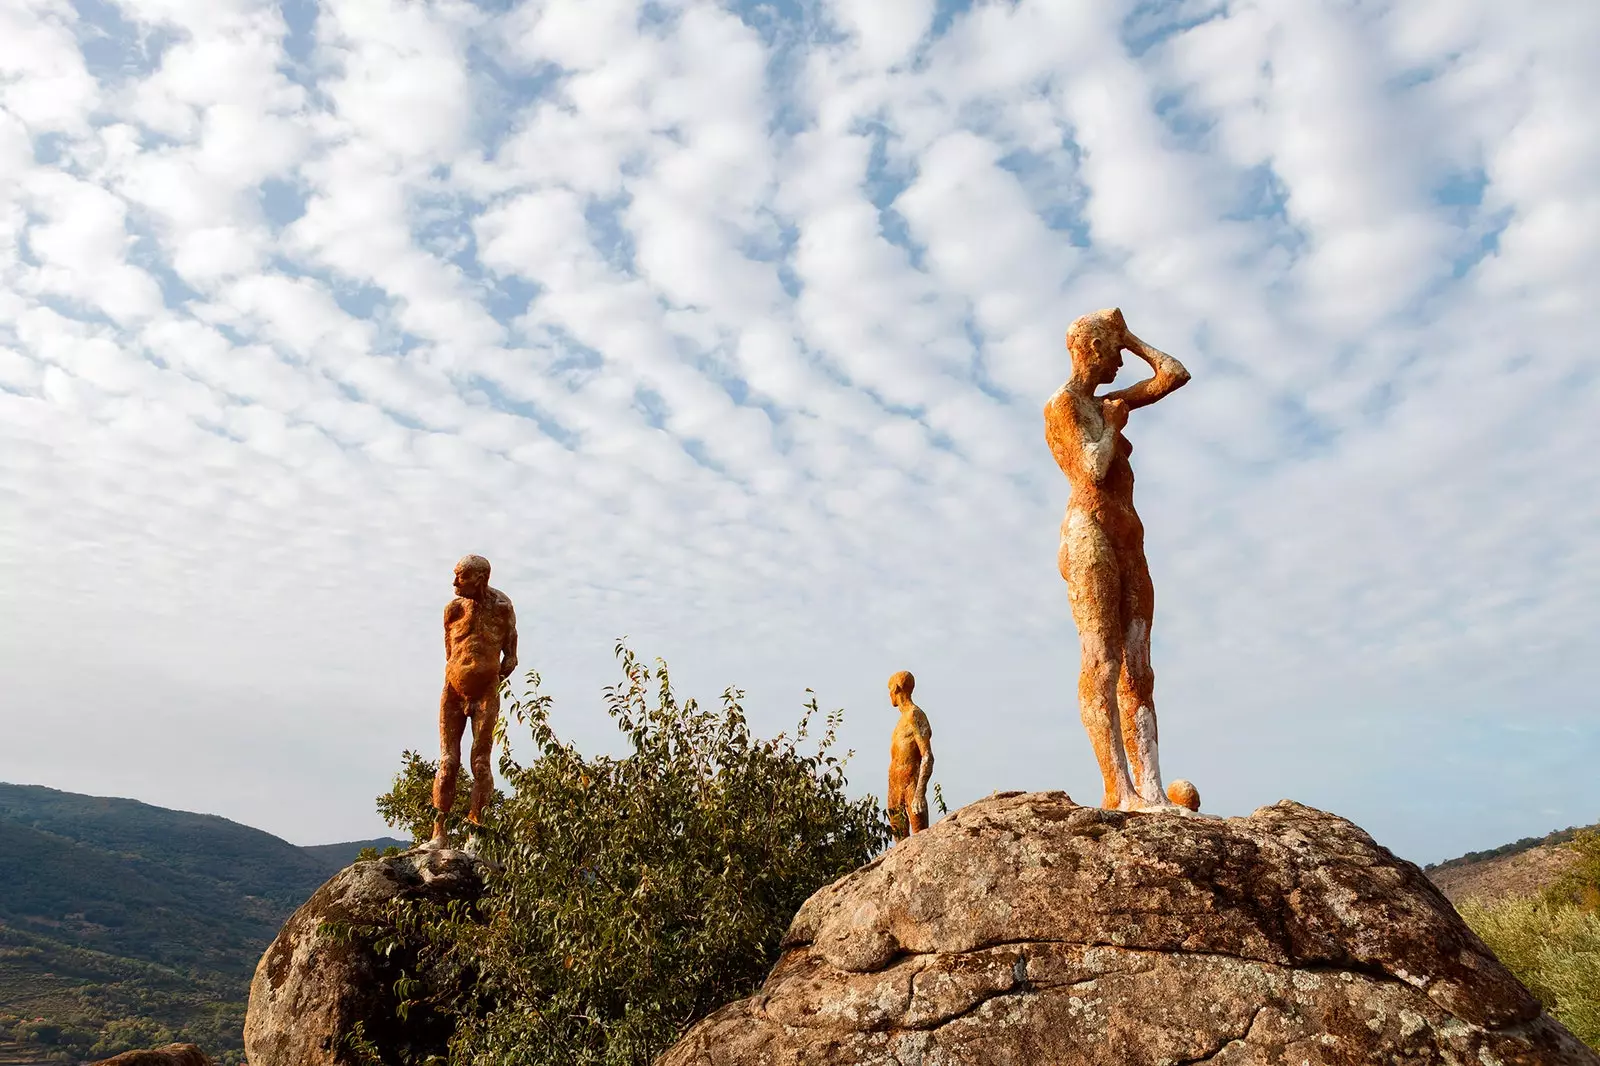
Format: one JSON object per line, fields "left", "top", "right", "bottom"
{"left": 1460, "top": 831, "right": 1600, "bottom": 1051}
{"left": 379, "top": 642, "right": 891, "bottom": 1066}
{"left": 1547, "top": 829, "right": 1600, "bottom": 913}
{"left": 1461, "top": 896, "right": 1600, "bottom": 1048}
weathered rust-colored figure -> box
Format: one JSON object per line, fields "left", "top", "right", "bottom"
{"left": 1045, "top": 308, "right": 1190, "bottom": 811}
{"left": 886, "top": 670, "right": 934, "bottom": 840}
{"left": 422, "top": 554, "right": 517, "bottom": 852}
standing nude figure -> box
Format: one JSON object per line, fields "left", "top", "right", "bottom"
{"left": 1044, "top": 308, "right": 1190, "bottom": 811}
{"left": 421, "top": 554, "right": 518, "bottom": 852}
{"left": 886, "top": 671, "right": 934, "bottom": 840}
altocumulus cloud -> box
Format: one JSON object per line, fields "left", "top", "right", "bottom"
{"left": 1, "top": 0, "right": 1596, "bottom": 862}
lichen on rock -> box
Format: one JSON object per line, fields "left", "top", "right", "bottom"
{"left": 659, "top": 791, "right": 1600, "bottom": 1066}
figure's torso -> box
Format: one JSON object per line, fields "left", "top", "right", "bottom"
{"left": 445, "top": 587, "right": 514, "bottom": 696}
{"left": 1044, "top": 390, "right": 1143, "bottom": 546}
{"left": 889, "top": 706, "right": 931, "bottom": 781}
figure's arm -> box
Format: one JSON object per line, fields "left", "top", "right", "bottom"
{"left": 443, "top": 601, "right": 460, "bottom": 659}
{"left": 911, "top": 717, "right": 934, "bottom": 816}
{"left": 1104, "top": 333, "right": 1191, "bottom": 410}
{"left": 499, "top": 601, "right": 519, "bottom": 681}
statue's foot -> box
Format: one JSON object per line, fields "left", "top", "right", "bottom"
{"left": 1113, "top": 788, "right": 1147, "bottom": 812}
{"left": 416, "top": 833, "right": 450, "bottom": 853}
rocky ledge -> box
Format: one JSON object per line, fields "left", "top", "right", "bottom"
{"left": 659, "top": 790, "right": 1599, "bottom": 1066}
{"left": 244, "top": 848, "right": 485, "bottom": 1066}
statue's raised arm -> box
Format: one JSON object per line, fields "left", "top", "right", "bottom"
{"left": 1103, "top": 324, "right": 1190, "bottom": 411}
{"left": 1043, "top": 308, "right": 1194, "bottom": 812}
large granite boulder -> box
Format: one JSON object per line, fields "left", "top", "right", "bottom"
{"left": 660, "top": 791, "right": 1599, "bottom": 1066}
{"left": 244, "top": 848, "right": 485, "bottom": 1066}
{"left": 88, "top": 1045, "right": 213, "bottom": 1065}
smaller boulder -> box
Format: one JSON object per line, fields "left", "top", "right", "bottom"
{"left": 244, "top": 848, "right": 486, "bottom": 1066}
{"left": 88, "top": 1044, "right": 213, "bottom": 1065}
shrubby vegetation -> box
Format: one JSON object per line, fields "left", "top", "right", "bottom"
{"left": 1460, "top": 829, "right": 1600, "bottom": 1050}
{"left": 374, "top": 643, "right": 892, "bottom": 1066}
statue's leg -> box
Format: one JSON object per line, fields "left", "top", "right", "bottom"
{"left": 1062, "top": 512, "right": 1138, "bottom": 810}
{"left": 886, "top": 776, "right": 909, "bottom": 841}
{"left": 466, "top": 685, "right": 499, "bottom": 827}
{"left": 1118, "top": 549, "right": 1168, "bottom": 807}
{"left": 431, "top": 684, "right": 468, "bottom": 844}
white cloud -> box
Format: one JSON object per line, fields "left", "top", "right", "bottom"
{"left": 0, "top": 0, "right": 100, "bottom": 134}
{"left": 0, "top": 0, "right": 1596, "bottom": 864}
{"left": 825, "top": 0, "right": 935, "bottom": 71}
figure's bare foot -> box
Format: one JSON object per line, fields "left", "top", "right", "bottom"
{"left": 1110, "top": 781, "right": 1145, "bottom": 811}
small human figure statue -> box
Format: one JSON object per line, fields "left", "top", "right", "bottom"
{"left": 421, "top": 554, "right": 518, "bottom": 853}
{"left": 1045, "top": 308, "right": 1191, "bottom": 812}
{"left": 886, "top": 670, "right": 934, "bottom": 841}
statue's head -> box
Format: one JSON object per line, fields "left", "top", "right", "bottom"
{"left": 453, "top": 554, "right": 491, "bottom": 598}
{"left": 887, "top": 670, "right": 915, "bottom": 707}
{"left": 1165, "top": 779, "right": 1200, "bottom": 812}
{"left": 1066, "top": 307, "right": 1129, "bottom": 387}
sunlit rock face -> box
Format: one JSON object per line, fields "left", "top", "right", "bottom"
{"left": 659, "top": 791, "right": 1600, "bottom": 1066}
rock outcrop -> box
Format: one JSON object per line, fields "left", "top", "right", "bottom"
{"left": 88, "top": 1045, "right": 213, "bottom": 1066}
{"left": 243, "top": 848, "right": 485, "bottom": 1066}
{"left": 660, "top": 791, "right": 1600, "bottom": 1066}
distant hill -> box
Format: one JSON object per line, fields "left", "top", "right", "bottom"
{"left": 0, "top": 782, "right": 404, "bottom": 1064}
{"left": 301, "top": 838, "right": 411, "bottom": 867}
{"left": 1425, "top": 819, "right": 1596, "bottom": 906}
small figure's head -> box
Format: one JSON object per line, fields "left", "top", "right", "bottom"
{"left": 1166, "top": 779, "right": 1200, "bottom": 812}
{"left": 887, "top": 670, "right": 915, "bottom": 708}
{"left": 1066, "top": 307, "right": 1129, "bottom": 388}
{"left": 453, "top": 554, "right": 491, "bottom": 598}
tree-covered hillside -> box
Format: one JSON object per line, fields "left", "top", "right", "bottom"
{"left": 0, "top": 783, "right": 404, "bottom": 1063}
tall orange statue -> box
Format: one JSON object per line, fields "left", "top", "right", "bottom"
{"left": 421, "top": 554, "right": 518, "bottom": 853}
{"left": 1044, "top": 308, "right": 1191, "bottom": 811}
{"left": 886, "top": 670, "right": 934, "bottom": 840}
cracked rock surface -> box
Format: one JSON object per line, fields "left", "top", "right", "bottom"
{"left": 658, "top": 791, "right": 1599, "bottom": 1066}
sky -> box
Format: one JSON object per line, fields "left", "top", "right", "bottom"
{"left": 1, "top": 0, "right": 1597, "bottom": 865}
